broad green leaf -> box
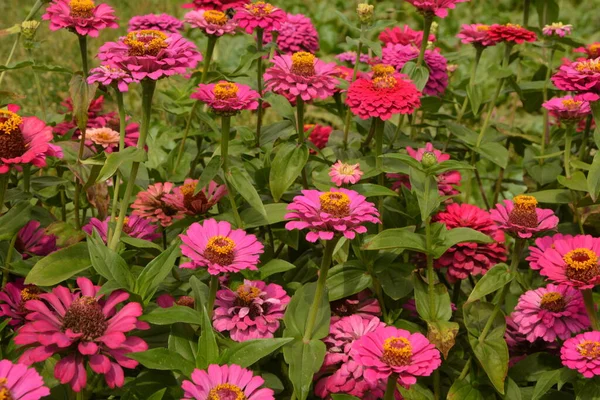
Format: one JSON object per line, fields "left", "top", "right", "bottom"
{"left": 592, "top": 101, "right": 600, "bottom": 148}
{"left": 409, "top": 167, "right": 441, "bottom": 220}
{"left": 398, "top": 383, "right": 435, "bottom": 400}
{"left": 269, "top": 142, "right": 309, "bottom": 202}
{"left": 96, "top": 147, "right": 147, "bottom": 183}
{"left": 466, "top": 263, "right": 514, "bottom": 304}
{"left": 147, "top": 389, "right": 167, "bottom": 400}
{"left": 474, "top": 142, "right": 509, "bottom": 169}
{"left": 168, "top": 323, "right": 197, "bottom": 363}
{"left": 447, "top": 379, "right": 484, "bottom": 400}
{"left": 432, "top": 227, "right": 493, "bottom": 258}
{"left": 25, "top": 243, "right": 90, "bottom": 286}
{"left": 0, "top": 202, "right": 32, "bottom": 240}
{"left": 402, "top": 62, "right": 430, "bottom": 92}
{"left": 381, "top": 153, "right": 423, "bottom": 170}
{"left": 120, "top": 236, "right": 163, "bottom": 252}
{"left": 351, "top": 183, "right": 399, "bottom": 198}
{"left": 135, "top": 243, "right": 180, "bottom": 301}
{"left": 195, "top": 156, "right": 221, "bottom": 195}
{"left": 227, "top": 166, "right": 266, "bottom": 217}
{"left": 0, "top": 61, "right": 33, "bottom": 71}
{"left": 445, "top": 121, "right": 478, "bottom": 145}
{"left": 264, "top": 92, "right": 295, "bottom": 121}
{"left": 87, "top": 232, "right": 133, "bottom": 291}
{"left": 413, "top": 273, "right": 452, "bottom": 322}
{"left": 588, "top": 153, "right": 600, "bottom": 201}
{"left": 220, "top": 338, "right": 293, "bottom": 368}
{"left": 127, "top": 348, "right": 194, "bottom": 376}
{"left": 331, "top": 395, "right": 361, "bottom": 400}
{"left": 505, "top": 378, "right": 522, "bottom": 400}
{"left": 467, "top": 84, "right": 483, "bottom": 116}
{"left": 362, "top": 227, "right": 425, "bottom": 252}
{"left": 361, "top": 37, "right": 382, "bottom": 58}
{"left": 259, "top": 259, "right": 296, "bottom": 280}
{"left": 283, "top": 339, "right": 326, "bottom": 400}
{"left": 557, "top": 171, "right": 588, "bottom": 192}
{"left": 189, "top": 276, "right": 209, "bottom": 310}
{"left": 69, "top": 73, "right": 97, "bottom": 131}
{"left": 374, "top": 262, "right": 413, "bottom": 300}
{"left": 527, "top": 189, "right": 572, "bottom": 204}
{"left": 197, "top": 305, "right": 219, "bottom": 369}
{"left": 240, "top": 203, "right": 288, "bottom": 229}
{"left": 284, "top": 282, "right": 330, "bottom": 339}
{"left": 326, "top": 262, "right": 372, "bottom": 301}
{"left": 30, "top": 176, "right": 68, "bottom": 191}
{"left": 531, "top": 369, "right": 563, "bottom": 400}
{"left": 141, "top": 305, "right": 203, "bottom": 326}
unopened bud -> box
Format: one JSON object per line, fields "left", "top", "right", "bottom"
{"left": 421, "top": 152, "right": 438, "bottom": 168}
{"left": 21, "top": 20, "right": 40, "bottom": 40}
{"left": 357, "top": 3, "right": 374, "bottom": 25}
{"left": 426, "top": 40, "right": 435, "bottom": 50}
{"left": 430, "top": 21, "right": 439, "bottom": 36}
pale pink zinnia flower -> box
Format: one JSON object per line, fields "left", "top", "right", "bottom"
{"left": 42, "top": 0, "right": 118, "bottom": 37}
{"left": 330, "top": 290, "right": 381, "bottom": 323}
{"left": 527, "top": 233, "right": 573, "bottom": 270}
{"left": 85, "top": 127, "right": 120, "bottom": 148}
{"left": 179, "top": 219, "right": 264, "bottom": 275}
{"left": 457, "top": 24, "right": 495, "bottom": 47}
{"left": 561, "top": 331, "right": 600, "bottom": 378}
{"left": 131, "top": 182, "right": 186, "bottom": 227}
{"left": 264, "top": 52, "right": 339, "bottom": 102}
{"left": 213, "top": 279, "right": 290, "bottom": 342}
{"left": 15, "top": 277, "right": 149, "bottom": 391}
{"left": 83, "top": 215, "right": 160, "bottom": 243}
{"left": 487, "top": 23, "right": 537, "bottom": 44}
{"left": 351, "top": 325, "right": 441, "bottom": 388}
{"left": 128, "top": 13, "right": 184, "bottom": 33}
{"left": 191, "top": 81, "right": 260, "bottom": 116}
{"left": 285, "top": 188, "right": 380, "bottom": 242}
{"left": 182, "top": 364, "right": 275, "bottom": 400}
{"left": 490, "top": 195, "right": 559, "bottom": 239}
{"left": 87, "top": 65, "right": 136, "bottom": 92}
{"left": 0, "top": 359, "right": 50, "bottom": 400}
{"left": 184, "top": 10, "right": 238, "bottom": 36}
{"left": 552, "top": 58, "right": 600, "bottom": 94}
{"left": 163, "top": 179, "right": 227, "bottom": 216}
{"left": 542, "top": 94, "right": 598, "bottom": 121}
{"left": 234, "top": 1, "right": 286, "bottom": 34}
{"left": 264, "top": 13, "right": 320, "bottom": 54}
{"left": 380, "top": 25, "right": 436, "bottom": 47}
{"left": 405, "top": 0, "right": 469, "bottom": 18}
{"left": 0, "top": 280, "right": 42, "bottom": 327}
{"left": 329, "top": 161, "right": 363, "bottom": 186}
{"left": 542, "top": 22, "right": 573, "bottom": 37}
{"left": 16, "top": 221, "right": 57, "bottom": 259}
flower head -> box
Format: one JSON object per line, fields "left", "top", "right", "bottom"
{"left": 457, "top": 24, "right": 496, "bottom": 47}
{"left": 182, "top": 0, "right": 249, "bottom": 11}
{"left": 213, "top": 280, "right": 290, "bottom": 342}
{"left": 234, "top": 1, "right": 286, "bottom": 34}
{"left": 264, "top": 13, "right": 319, "bottom": 54}
{"left": 543, "top": 94, "right": 598, "bottom": 121}
{"left": 380, "top": 25, "right": 436, "bottom": 47}
{"left": 131, "top": 182, "right": 186, "bottom": 227}
{"left": 562, "top": 331, "right": 600, "bottom": 378}
{"left": 405, "top": 0, "right": 469, "bottom": 18}
{"left": 85, "top": 127, "right": 120, "bottom": 148}
{"left": 163, "top": 179, "right": 227, "bottom": 216}
{"left": 552, "top": 58, "right": 600, "bottom": 94}
{"left": 83, "top": 215, "right": 160, "bottom": 244}
{"left": 87, "top": 65, "right": 136, "bottom": 92}
{"left": 527, "top": 233, "right": 573, "bottom": 270}
{"left": 182, "top": 364, "right": 275, "bottom": 400}
{"left": 542, "top": 22, "right": 573, "bottom": 37}
{"left": 490, "top": 195, "right": 559, "bottom": 238}
{"left": 184, "top": 10, "right": 238, "bottom": 36}
{"left": 487, "top": 23, "right": 537, "bottom": 44}
{"left": 0, "top": 360, "right": 50, "bottom": 400}
{"left": 306, "top": 124, "right": 332, "bottom": 149}
{"left": 179, "top": 219, "right": 264, "bottom": 275}
{"left": 505, "top": 315, "right": 559, "bottom": 366}
{"left": 575, "top": 43, "right": 600, "bottom": 59}
{"left": 191, "top": 81, "right": 260, "bottom": 116}
{"left": 0, "top": 280, "right": 43, "bottom": 327}
{"left": 128, "top": 13, "right": 183, "bottom": 33}
{"left": 329, "top": 161, "right": 363, "bottom": 187}
{"left": 330, "top": 290, "right": 381, "bottom": 322}
{"left": 42, "top": 0, "right": 118, "bottom": 37}
{"left": 336, "top": 51, "right": 371, "bottom": 65}
{"left": 16, "top": 221, "right": 57, "bottom": 259}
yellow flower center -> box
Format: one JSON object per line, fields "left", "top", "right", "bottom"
{"left": 381, "top": 337, "right": 413, "bottom": 366}
{"left": 319, "top": 192, "right": 351, "bottom": 218}
{"left": 539, "top": 291, "right": 565, "bottom": 312}
{"left": 562, "top": 99, "right": 583, "bottom": 110}
{"left": 506, "top": 23, "right": 522, "bottom": 28}
{"left": 372, "top": 75, "right": 397, "bottom": 89}
{"left": 180, "top": 182, "right": 196, "bottom": 197}
{"left": 124, "top": 30, "right": 168, "bottom": 57}
{"left": 578, "top": 340, "right": 600, "bottom": 359}
{"left": 20, "top": 287, "right": 41, "bottom": 301}
{"left": 575, "top": 59, "right": 600, "bottom": 73}
{"left": 476, "top": 24, "right": 490, "bottom": 31}
{"left": 207, "top": 383, "right": 246, "bottom": 400}
{"left": 338, "top": 163, "right": 356, "bottom": 176}
{"left": 372, "top": 64, "right": 395, "bottom": 78}
{"left": 236, "top": 285, "right": 262, "bottom": 304}
{"left": 589, "top": 44, "right": 600, "bottom": 57}
{"left": 204, "top": 236, "right": 236, "bottom": 265}
{"left": 0, "top": 110, "right": 22, "bottom": 135}
{"left": 245, "top": 1, "right": 275, "bottom": 17}
{"left": 204, "top": 10, "right": 228, "bottom": 25}
{"left": 0, "top": 386, "right": 12, "bottom": 400}
{"left": 507, "top": 195, "right": 538, "bottom": 228}
{"left": 564, "top": 248, "right": 600, "bottom": 282}
{"left": 213, "top": 82, "right": 239, "bottom": 100}
{"left": 69, "top": 0, "right": 95, "bottom": 18}
{"left": 291, "top": 52, "right": 316, "bottom": 77}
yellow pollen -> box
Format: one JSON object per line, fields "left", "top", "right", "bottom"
{"left": 564, "top": 248, "right": 598, "bottom": 271}
{"left": 0, "top": 387, "right": 11, "bottom": 400}
{"left": 20, "top": 287, "right": 40, "bottom": 301}
{"left": 291, "top": 52, "right": 316, "bottom": 77}
{"left": 372, "top": 64, "right": 395, "bottom": 78}
{"left": 0, "top": 110, "right": 22, "bottom": 135}
{"left": 372, "top": 75, "right": 397, "bottom": 90}
{"left": 123, "top": 217, "right": 130, "bottom": 226}
{"left": 513, "top": 195, "right": 537, "bottom": 210}
{"left": 245, "top": 1, "right": 275, "bottom": 17}
{"left": 207, "top": 383, "right": 246, "bottom": 400}
{"left": 539, "top": 292, "right": 565, "bottom": 312}
{"left": 319, "top": 192, "right": 351, "bottom": 218}
{"left": 338, "top": 163, "right": 356, "bottom": 176}
{"left": 589, "top": 44, "right": 600, "bottom": 57}
{"left": 204, "top": 10, "right": 228, "bottom": 25}
{"left": 476, "top": 24, "right": 490, "bottom": 31}
{"left": 506, "top": 23, "right": 522, "bottom": 28}
{"left": 381, "top": 337, "right": 413, "bottom": 366}
{"left": 575, "top": 59, "right": 600, "bottom": 73}
{"left": 204, "top": 236, "right": 236, "bottom": 265}
{"left": 69, "top": 0, "right": 95, "bottom": 18}
{"left": 507, "top": 195, "right": 538, "bottom": 228}
{"left": 562, "top": 99, "right": 583, "bottom": 110}
{"left": 213, "top": 82, "right": 239, "bottom": 100}
{"left": 578, "top": 340, "right": 600, "bottom": 358}
{"left": 180, "top": 182, "right": 196, "bottom": 197}
{"left": 124, "top": 30, "right": 168, "bottom": 57}
{"left": 236, "top": 285, "right": 262, "bottom": 304}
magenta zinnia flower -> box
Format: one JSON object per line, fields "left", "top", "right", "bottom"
{"left": 542, "top": 22, "right": 572, "bottom": 37}
{"left": 213, "top": 279, "right": 290, "bottom": 342}
{"left": 15, "top": 277, "right": 148, "bottom": 391}
{"left": 264, "top": 13, "right": 320, "bottom": 54}
{"left": 83, "top": 215, "right": 160, "bottom": 243}
{"left": 575, "top": 43, "right": 600, "bottom": 59}
{"left": 490, "top": 195, "right": 559, "bottom": 239}
{"left": 505, "top": 315, "right": 559, "bottom": 366}
{"left": 542, "top": 94, "right": 598, "bottom": 121}
{"left": 487, "top": 23, "right": 537, "bottom": 44}
{"left": 527, "top": 233, "right": 573, "bottom": 270}
{"left": 351, "top": 325, "right": 441, "bottom": 388}
{"left": 330, "top": 290, "right": 381, "bottom": 322}
{"left": 87, "top": 65, "right": 136, "bottom": 92}
{"left": 98, "top": 30, "right": 202, "bottom": 81}
{"left": 285, "top": 188, "right": 380, "bottom": 242}
{"left": 179, "top": 219, "right": 264, "bottom": 275}
{"left": 561, "top": 331, "right": 600, "bottom": 378}
{"left": 336, "top": 51, "right": 371, "bottom": 65}
{"left": 182, "top": 0, "right": 248, "bottom": 11}
{"left": 457, "top": 24, "right": 495, "bottom": 47}
{"left": 42, "top": 0, "right": 118, "bottom": 37}
{"left": 536, "top": 234, "right": 600, "bottom": 289}
{"left": 182, "top": 364, "right": 275, "bottom": 400}
{"left": 163, "top": 179, "right": 227, "bottom": 216}
{"left": 329, "top": 161, "right": 363, "bottom": 186}
{"left": 264, "top": 52, "right": 339, "bottom": 102}
{"left": 380, "top": 25, "right": 436, "bottom": 47}
{"left": 0, "top": 360, "right": 50, "bottom": 400}
{"left": 191, "top": 81, "right": 260, "bottom": 116}
{"left": 131, "top": 182, "right": 185, "bottom": 227}
{"left": 512, "top": 284, "right": 589, "bottom": 342}
{"left": 306, "top": 124, "right": 332, "bottom": 149}
{"left": 185, "top": 9, "right": 237, "bottom": 36}
{"left": 405, "top": 0, "right": 469, "bottom": 18}
{"left": 234, "top": 1, "right": 286, "bottom": 34}
{"left": 552, "top": 58, "right": 600, "bottom": 94}
{"left": 0, "top": 280, "right": 42, "bottom": 328}
{"left": 16, "top": 221, "right": 57, "bottom": 259}
{"left": 128, "top": 13, "right": 183, "bottom": 33}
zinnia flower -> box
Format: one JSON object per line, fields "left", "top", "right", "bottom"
{"left": 184, "top": 9, "right": 238, "bottom": 36}
{"left": 85, "top": 127, "right": 120, "bottom": 148}
{"left": 433, "top": 203, "right": 507, "bottom": 281}
{"left": 131, "top": 182, "right": 185, "bottom": 227}
{"left": 191, "top": 81, "right": 260, "bottom": 116}
{"left": 490, "top": 195, "right": 559, "bottom": 238}
{"left": 0, "top": 360, "right": 50, "bottom": 400}
{"left": 128, "top": 13, "right": 184, "bottom": 33}
{"left": 285, "top": 188, "right": 380, "bottom": 242}
{"left": 536, "top": 234, "right": 600, "bottom": 289}
{"left": 15, "top": 277, "right": 149, "bottom": 391}
{"left": 234, "top": 1, "right": 286, "bottom": 34}
{"left": 98, "top": 30, "right": 202, "bottom": 81}
{"left": 182, "top": 0, "right": 248, "bottom": 11}
{"left": 350, "top": 325, "right": 441, "bottom": 388}
{"left": 329, "top": 161, "right": 363, "bottom": 186}
{"left": 330, "top": 290, "right": 381, "bottom": 322}
{"left": 404, "top": 0, "right": 469, "bottom": 18}
{"left": 157, "top": 294, "right": 195, "bottom": 308}
{"left": 213, "top": 280, "right": 290, "bottom": 341}
{"left": 87, "top": 65, "right": 136, "bottom": 92}
{"left": 552, "top": 58, "right": 600, "bottom": 94}
{"left": 561, "top": 331, "right": 600, "bottom": 378}
{"left": 505, "top": 315, "right": 559, "bottom": 366}
{"left": 15, "top": 221, "right": 57, "bottom": 259}
{"left": 264, "top": 52, "right": 339, "bottom": 102}
{"left": 182, "top": 364, "right": 275, "bottom": 400}
{"left": 306, "top": 124, "right": 332, "bottom": 149}
{"left": 512, "top": 284, "right": 589, "bottom": 342}
{"left": 527, "top": 233, "right": 573, "bottom": 270}
{"left": 163, "top": 179, "right": 227, "bottom": 216}
{"left": 575, "top": 43, "right": 600, "bottom": 59}
{"left": 381, "top": 43, "right": 448, "bottom": 96}
{"left": 457, "top": 24, "right": 495, "bottom": 47}
{"left": 336, "top": 51, "right": 371, "bottom": 65}
{"left": 379, "top": 25, "right": 436, "bottom": 47}
{"left": 42, "top": 0, "right": 118, "bottom": 37}
{"left": 346, "top": 64, "right": 422, "bottom": 120}
{"left": 264, "top": 13, "right": 319, "bottom": 54}
{"left": 179, "top": 219, "right": 264, "bottom": 275}
{"left": 487, "top": 23, "right": 537, "bottom": 44}
{"left": 0, "top": 281, "right": 42, "bottom": 327}
{"left": 542, "top": 94, "right": 598, "bottom": 121}
{"left": 83, "top": 215, "right": 160, "bottom": 243}
{"left": 542, "top": 22, "right": 573, "bottom": 37}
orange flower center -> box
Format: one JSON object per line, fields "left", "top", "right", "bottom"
{"left": 575, "top": 59, "right": 600, "bottom": 73}
{"left": 578, "top": 340, "right": 600, "bottom": 358}
{"left": 69, "top": 0, "right": 95, "bottom": 18}
{"left": 372, "top": 64, "right": 395, "bottom": 78}
{"left": 180, "top": 182, "right": 196, "bottom": 198}
{"left": 540, "top": 291, "right": 565, "bottom": 312}
{"left": 0, "top": 110, "right": 22, "bottom": 135}
{"left": 589, "top": 44, "right": 600, "bottom": 57}
{"left": 62, "top": 296, "right": 107, "bottom": 340}
{"left": 245, "top": 1, "right": 275, "bottom": 17}
{"left": 506, "top": 23, "right": 522, "bottom": 28}
{"left": 20, "top": 287, "right": 41, "bottom": 302}
{"left": 0, "top": 383, "right": 12, "bottom": 400}
{"left": 564, "top": 248, "right": 600, "bottom": 282}
{"left": 319, "top": 192, "right": 351, "bottom": 218}
{"left": 562, "top": 99, "right": 583, "bottom": 110}
{"left": 208, "top": 383, "right": 246, "bottom": 400}
{"left": 175, "top": 296, "right": 195, "bottom": 308}
{"left": 507, "top": 195, "right": 538, "bottom": 228}
{"left": 124, "top": 30, "right": 168, "bottom": 57}
{"left": 204, "top": 10, "right": 228, "bottom": 25}
{"left": 381, "top": 337, "right": 413, "bottom": 366}
{"left": 213, "top": 82, "right": 239, "bottom": 100}
{"left": 372, "top": 75, "right": 397, "bottom": 89}
{"left": 291, "top": 52, "right": 316, "bottom": 77}
{"left": 204, "top": 236, "right": 236, "bottom": 265}
{"left": 236, "top": 285, "right": 262, "bottom": 304}
{"left": 476, "top": 25, "right": 490, "bottom": 31}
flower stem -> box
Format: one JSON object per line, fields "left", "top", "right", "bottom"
{"left": 415, "top": 15, "right": 433, "bottom": 68}
{"left": 220, "top": 116, "right": 243, "bottom": 228}
{"left": 302, "top": 237, "right": 339, "bottom": 342}
{"left": 78, "top": 35, "right": 88, "bottom": 77}
{"left": 425, "top": 216, "right": 436, "bottom": 317}
{"left": 564, "top": 123, "right": 574, "bottom": 179}
{"left": 201, "top": 35, "right": 217, "bottom": 84}
{"left": 207, "top": 275, "right": 219, "bottom": 320}
{"left": 2, "top": 234, "right": 18, "bottom": 288}
{"left": 115, "top": 89, "right": 126, "bottom": 151}
{"left": 375, "top": 118, "right": 385, "bottom": 232}
{"left": 583, "top": 289, "right": 600, "bottom": 331}
{"left": 523, "top": 0, "right": 531, "bottom": 27}
{"left": 108, "top": 80, "right": 156, "bottom": 250}
{"left": 383, "top": 373, "right": 398, "bottom": 400}
{"left": 296, "top": 96, "right": 309, "bottom": 189}
{"left": 255, "top": 28, "right": 264, "bottom": 148}
{"left": 22, "top": 164, "right": 31, "bottom": 193}
{"left": 173, "top": 102, "right": 198, "bottom": 175}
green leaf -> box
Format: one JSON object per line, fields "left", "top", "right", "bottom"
{"left": 413, "top": 273, "right": 452, "bottom": 322}
{"left": 87, "top": 232, "right": 133, "bottom": 291}
{"left": 402, "top": 62, "right": 430, "bottom": 92}
{"left": 505, "top": 378, "right": 522, "bottom": 400}
{"left": 69, "top": 73, "right": 97, "bottom": 131}
{"left": 25, "top": 243, "right": 90, "bottom": 286}
{"left": 326, "top": 262, "right": 372, "bottom": 301}
{"left": 592, "top": 101, "right": 600, "bottom": 148}
{"left": 447, "top": 379, "right": 484, "bottom": 400}
{"left": 409, "top": 167, "right": 441, "bottom": 220}
{"left": 220, "top": 338, "right": 293, "bottom": 368}
{"left": 227, "top": 166, "right": 266, "bottom": 217}
{"left": 331, "top": 395, "right": 361, "bottom": 400}
{"left": 197, "top": 305, "right": 219, "bottom": 369}
{"left": 195, "top": 156, "right": 221, "bottom": 195}
{"left": 259, "top": 259, "right": 296, "bottom": 280}
{"left": 398, "top": 383, "right": 435, "bottom": 400}
{"left": 168, "top": 323, "right": 197, "bottom": 363}
{"left": 467, "top": 85, "right": 483, "bottom": 116}
{"left": 432, "top": 227, "right": 493, "bottom": 258}
{"left": 361, "top": 37, "right": 382, "bottom": 58}
{"left": 351, "top": 184, "right": 399, "bottom": 198}
{"left": 445, "top": 121, "right": 478, "bottom": 146}
{"left": 588, "top": 153, "right": 600, "bottom": 201}
{"left": 264, "top": 92, "right": 295, "bottom": 122}
{"left": 363, "top": 227, "right": 425, "bottom": 252}
{"left": 189, "top": 276, "right": 209, "bottom": 310}
{"left": 382, "top": 153, "right": 423, "bottom": 170}
{"left": 240, "top": 203, "right": 288, "bottom": 229}
{"left": 147, "top": 389, "right": 167, "bottom": 400}
{"left": 127, "top": 348, "right": 194, "bottom": 376}
{"left": 0, "top": 61, "right": 33, "bottom": 71}
{"left": 466, "top": 263, "right": 514, "bottom": 304}
{"left": 283, "top": 339, "right": 326, "bottom": 400}
{"left": 30, "top": 176, "right": 68, "bottom": 191}
{"left": 141, "top": 305, "right": 203, "bottom": 326}
{"left": 474, "top": 142, "right": 509, "bottom": 169}
{"left": 427, "top": 320, "right": 459, "bottom": 358}
{"left": 0, "top": 202, "right": 32, "bottom": 240}
{"left": 96, "top": 147, "right": 147, "bottom": 183}
{"left": 557, "top": 171, "right": 588, "bottom": 192}
{"left": 527, "top": 189, "right": 573, "bottom": 204}
{"left": 135, "top": 243, "right": 181, "bottom": 301}
{"left": 375, "top": 262, "right": 414, "bottom": 300}
{"left": 531, "top": 369, "right": 563, "bottom": 400}
{"left": 120, "top": 236, "right": 163, "bottom": 252}
{"left": 269, "top": 142, "right": 309, "bottom": 202}
{"left": 284, "top": 282, "right": 330, "bottom": 339}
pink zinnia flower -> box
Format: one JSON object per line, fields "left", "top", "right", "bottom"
{"left": 542, "top": 94, "right": 598, "bottom": 121}
{"left": 182, "top": 364, "right": 275, "bottom": 400}
{"left": 163, "top": 179, "right": 227, "bottom": 216}
{"left": 264, "top": 52, "right": 339, "bottom": 102}
{"left": 0, "top": 359, "right": 50, "bottom": 400}
{"left": 527, "top": 233, "right": 573, "bottom": 270}
{"left": 0, "top": 280, "right": 42, "bottom": 327}
{"left": 490, "top": 195, "right": 559, "bottom": 239}
{"left": 131, "top": 182, "right": 185, "bottom": 227}
{"left": 53, "top": 95, "right": 106, "bottom": 136}
{"left": 351, "top": 325, "right": 441, "bottom": 388}
{"left": 487, "top": 23, "right": 537, "bottom": 44}
{"left": 0, "top": 105, "right": 60, "bottom": 174}
{"left": 285, "top": 188, "right": 380, "bottom": 242}
{"left": 234, "top": 1, "right": 286, "bottom": 34}
{"left": 83, "top": 215, "right": 160, "bottom": 244}
{"left": 191, "top": 81, "right": 260, "bottom": 116}
{"left": 330, "top": 290, "right": 381, "bottom": 322}
{"left": 542, "top": 22, "right": 573, "bottom": 37}
{"left": 381, "top": 43, "right": 448, "bottom": 96}
{"left": 16, "top": 221, "right": 57, "bottom": 259}
{"left": 87, "top": 65, "right": 136, "bottom": 92}
{"left": 386, "top": 143, "right": 461, "bottom": 196}
{"left": 552, "top": 58, "right": 600, "bottom": 94}
{"left": 182, "top": 0, "right": 249, "bottom": 11}
{"left": 433, "top": 203, "right": 507, "bottom": 281}
{"left": 213, "top": 280, "right": 290, "bottom": 342}
{"left": 329, "top": 161, "right": 363, "bottom": 186}
{"left": 184, "top": 9, "right": 237, "bottom": 36}
{"left": 512, "top": 284, "right": 589, "bottom": 342}
{"left": 380, "top": 25, "right": 436, "bottom": 47}
{"left": 575, "top": 43, "right": 600, "bottom": 59}
{"left": 561, "top": 331, "right": 600, "bottom": 378}
{"left": 457, "top": 24, "right": 495, "bottom": 47}
{"left": 264, "top": 13, "right": 320, "bottom": 54}
{"left": 85, "top": 127, "right": 120, "bottom": 148}
{"left": 128, "top": 13, "right": 183, "bottom": 33}
{"left": 179, "top": 219, "right": 264, "bottom": 275}
{"left": 536, "top": 234, "right": 600, "bottom": 289}
{"left": 42, "top": 0, "right": 118, "bottom": 37}
{"left": 505, "top": 315, "right": 559, "bottom": 366}
{"left": 306, "top": 124, "right": 332, "bottom": 149}
{"left": 98, "top": 30, "right": 202, "bottom": 81}
{"left": 336, "top": 51, "right": 371, "bottom": 65}
{"left": 15, "top": 277, "right": 148, "bottom": 391}
{"left": 405, "top": 0, "right": 469, "bottom": 18}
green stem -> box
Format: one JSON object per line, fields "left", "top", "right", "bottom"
{"left": 375, "top": 118, "right": 385, "bottom": 232}
{"left": 415, "top": 15, "right": 433, "bottom": 68}
{"left": 57, "top": 168, "right": 67, "bottom": 221}
{"left": 458, "top": 357, "right": 472, "bottom": 380}
{"left": 108, "top": 80, "right": 156, "bottom": 250}
{"left": 78, "top": 35, "right": 88, "bottom": 77}
{"left": 383, "top": 373, "right": 398, "bottom": 400}
{"left": 22, "top": 164, "right": 31, "bottom": 193}
{"left": 201, "top": 35, "right": 217, "bottom": 84}
{"left": 583, "top": 289, "right": 600, "bottom": 331}
{"left": 564, "top": 124, "right": 574, "bottom": 179}
{"left": 27, "top": 50, "right": 47, "bottom": 120}
{"left": 342, "top": 27, "right": 364, "bottom": 148}
{"left": 391, "top": 114, "right": 405, "bottom": 148}
{"left": 255, "top": 29, "right": 264, "bottom": 148}
{"left": 296, "top": 96, "right": 309, "bottom": 189}
{"left": 2, "top": 234, "right": 18, "bottom": 288}
{"left": 220, "top": 116, "right": 243, "bottom": 228}
{"left": 425, "top": 216, "right": 436, "bottom": 318}
{"left": 523, "top": 0, "right": 531, "bottom": 27}
{"left": 107, "top": 176, "right": 120, "bottom": 244}
{"left": 207, "top": 275, "right": 219, "bottom": 319}
{"left": 173, "top": 102, "right": 198, "bottom": 174}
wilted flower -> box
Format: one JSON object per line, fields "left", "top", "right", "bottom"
{"left": 131, "top": 182, "right": 186, "bottom": 227}
{"left": 16, "top": 221, "right": 57, "bottom": 259}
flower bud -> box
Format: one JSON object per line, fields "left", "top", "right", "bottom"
{"left": 21, "top": 20, "right": 40, "bottom": 41}
{"left": 421, "top": 152, "right": 438, "bottom": 168}
{"left": 426, "top": 40, "right": 435, "bottom": 50}
{"left": 430, "top": 21, "right": 439, "bottom": 36}
{"left": 357, "top": 3, "right": 374, "bottom": 25}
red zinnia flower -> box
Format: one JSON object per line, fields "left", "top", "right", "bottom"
{"left": 487, "top": 23, "right": 537, "bottom": 45}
